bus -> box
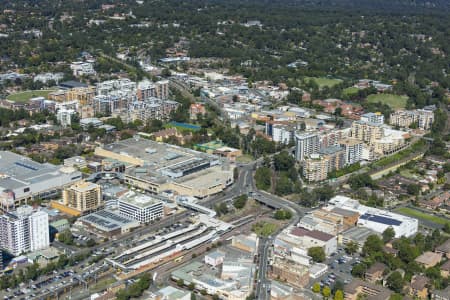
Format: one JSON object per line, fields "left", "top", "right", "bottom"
{"left": 174, "top": 256, "right": 184, "bottom": 263}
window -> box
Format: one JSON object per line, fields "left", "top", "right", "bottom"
{"left": 24, "top": 187, "right": 30, "bottom": 193}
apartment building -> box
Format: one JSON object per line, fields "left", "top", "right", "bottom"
{"left": 339, "top": 138, "right": 363, "bottom": 165}
{"left": 128, "top": 98, "right": 179, "bottom": 122}
{"left": 0, "top": 206, "right": 49, "bottom": 256}
{"left": 351, "top": 120, "right": 383, "bottom": 143}
{"left": 63, "top": 181, "right": 103, "bottom": 215}
{"left": 70, "top": 61, "right": 96, "bottom": 77}
{"left": 302, "top": 154, "right": 329, "bottom": 182}
{"left": 390, "top": 108, "right": 434, "bottom": 130}
{"left": 360, "top": 112, "right": 384, "bottom": 125}
{"left": 137, "top": 79, "right": 169, "bottom": 101}
{"left": 66, "top": 87, "right": 96, "bottom": 105}
{"left": 294, "top": 132, "right": 320, "bottom": 161}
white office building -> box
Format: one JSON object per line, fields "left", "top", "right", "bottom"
{"left": 0, "top": 206, "right": 49, "bottom": 256}
{"left": 294, "top": 132, "right": 320, "bottom": 161}
{"left": 118, "top": 191, "right": 163, "bottom": 223}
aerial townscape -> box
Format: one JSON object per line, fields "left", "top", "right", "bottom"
{"left": 0, "top": 0, "right": 450, "bottom": 300}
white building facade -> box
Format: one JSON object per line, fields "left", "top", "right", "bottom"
{"left": 294, "top": 132, "right": 320, "bottom": 161}
{"left": 0, "top": 206, "right": 49, "bottom": 256}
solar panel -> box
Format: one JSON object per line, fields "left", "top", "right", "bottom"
{"left": 359, "top": 213, "right": 401, "bottom": 226}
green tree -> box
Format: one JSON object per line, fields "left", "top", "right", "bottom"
{"left": 233, "top": 194, "right": 248, "bottom": 209}
{"left": 382, "top": 227, "right": 396, "bottom": 243}
{"left": 57, "top": 230, "right": 74, "bottom": 245}
{"left": 274, "top": 209, "right": 293, "bottom": 220}
{"left": 322, "top": 286, "right": 331, "bottom": 298}
{"left": 308, "top": 247, "right": 326, "bottom": 262}
{"left": 312, "top": 282, "right": 321, "bottom": 293}
{"left": 386, "top": 271, "right": 404, "bottom": 293}
{"left": 177, "top": 279, "right": 184, "bottom": 287}
{"left": 389, "top": 294, "right": 403, "bottom": 300}
{"left": 351, "top": 263, "right": 367, "bottom": 278}
{"left": 255, "top": 167, "right": 272, "bottom": 190}
{"left": 191, "top": 293, "right": 197, "bottom": 300}
{"left": 334, "top": 290, "right": 344, "bottom": 300}
{"left": 273, "top": 151, "right": 295, "bottom": 171}
{"left": 362, "top": 235, "right": 383, "bottom": 257}
{"left": 345, "top": 241, "right": 359, "bottom": 255}
{"left": 406, "top": 184, "right": 420, "bottom": 195}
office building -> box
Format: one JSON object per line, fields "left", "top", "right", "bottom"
{"left": 344, "top": 279, "right": 392, "bottom": 300}
{"left": 294, "top": 132, "right": 320, "bottom": 161}
{"left": 0, "top": 206, "right": 49, "bottom": 256}
{"left": 70, "top": 61, "right": 96, "bottom": 77}
{"left": 118, "top": 191, "right": 164, "bottom": 223}
{"left": 0, "top": 151, "right": 82, "bottom": 210}
{"left": 63, "top": 181, "right": 103, "bottom": 215}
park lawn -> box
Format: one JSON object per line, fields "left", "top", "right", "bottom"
{"left": 395, "top": 207, "right": 450, "bottom": 226}
{"left": 236, "top": 154, "right": 254, "bottom": 163}
{"left": 6, "top": 90, "right": 56, "bottom": 102}
{"left": 252, "top": 221, "right": 278, "bottom": 237}
{"left": 305, "top": 77, "right": 343, "bottom": 88}
{"left": 343, "top": 87, "right": 359, "bottom": 96}
{"left": 366, "top": 93, "right": 408, "bottom": 109}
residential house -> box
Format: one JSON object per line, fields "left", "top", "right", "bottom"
{"left": 431, "top": 286, "right": 450, "bottom": 300}
{"left": 440, "top": 260, "right": 450, "bottom": 278}
{"left": 408, "top": 275, "right": 430, "bottom": 299}
{"left": 414, "top": 251, "right": 442, "bottom": 268}
{"left": 435, "top": 240, "right": 450, "bottom": 259}
{"left": 365, "top": 262, "right": 386, "bottom": 283}
{"left": 344, "top": 279, "right": 392, "bottom": 300}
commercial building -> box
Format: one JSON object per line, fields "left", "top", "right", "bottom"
{"left": 328, "top": 196, "right": 418, "bottom": 238}
{"left": 62, "top": 181, "right": 103, "bottom": 215}
{"left": 340, "top": 227, "right": 380, "bottom": 252}
{"left": 275, "top": 226, "right": 337, "bottom": 258}
{"left": 294, "top": 132, "right": 320, "bottom": 161}
{"left": 205, "top": 251, "right": 225, "bottom": 267}
{"left": 231, "top": 234, "right": 259, "bottom": 255}
{"left": 76, "top": 209, "right": 140, "bottom": 237}
{"left": 270, "top": 257, "right": 310, "bottom": 288}
{"left": 148, "top": 286, "right": 190, "bottom": 300}
{"left": 118, "top": 191, "right": 164, "bottom": 223}
{"left": 0, "top": 151, "right": 82, "bottom": 210}
{"left": 0, "top": 206, "right": 49, "bottom": 256}
{"left": 299, "top": 208, "right": 358, "bottom": 235}
{"left": 94, "top": 138, "right": 234, "bottom": 198}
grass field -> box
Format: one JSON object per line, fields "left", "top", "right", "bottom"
{"left": 6, "top": 90, "right": 56, "bottom": 102}
{"left": 252, "top": 221, "right": 278, "bottom": 237}
{"left": 305, "top": 77, "right": 343, "bottom": 88}
{"left": 342, "top": 87, "right": 359, "bottom": 96}
{"left": 367, "top": 93, "right": 408, "bottom": 109}
{"left": 236, "top": 154, "right": 254, "bottom": 163}
{"left": 395, "top": 207, "right": 450, "bottom": 226}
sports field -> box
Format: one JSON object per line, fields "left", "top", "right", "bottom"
{"left": 395, "top": 207, "right": 450, "bottom": 226}
{"left": 367, "top": 93, "right": 408, "bottom": 109}
{"left": 305, "top": 77, "right": 343, "bottom": 88}
{"left": 6, "top": 90, "right": 56, "bottom": 102}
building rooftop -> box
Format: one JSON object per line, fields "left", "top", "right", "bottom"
{"left": 344, "top": 279, "right": 392, "bottom": 300}
{"left": 342, "top": 226, "right": 380, "bottom": 242}
{"left": 78, "top": 209, "right": 139, "bottom": 232}
{"left": 118, "top": 191, "right": 162, "bottom": 208}
{"left": 414, "top": 251, "right": 442, "bottom": 266}
{"left": 70, "top": 181, "right": 99, "bottom": 193}
{"left": 290, "top": 227, "right": 334, "bottom": 242}
{"left": 436, "top": 239, "right": 450, "bottom": 253}
{"left": 359, "top": 213, "right": 402, "bottom": 226}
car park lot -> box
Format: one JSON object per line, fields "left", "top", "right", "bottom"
{"left": 308, "top": 247, "right": 358, "bottom": 290}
